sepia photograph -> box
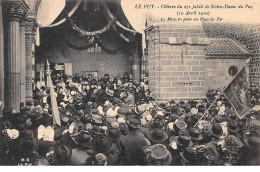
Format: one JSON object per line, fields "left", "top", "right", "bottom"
{"left": 0, "top": 0, "right": 259, "bottom": 166}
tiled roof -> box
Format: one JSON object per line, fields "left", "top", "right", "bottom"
{"left": 206, "top": 38, "right": 251, "bottom": 58}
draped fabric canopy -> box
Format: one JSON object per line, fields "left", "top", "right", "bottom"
{"left": 36, "top": 0, "right": 66, "bottom": 27}
{"left": 36, "top": 0, "right": 66, "bottom": 45}
{"left": 120, "top": 0, "right": 147, "bottom": 51}
{"left": 35, "top": 0, "right": 148, "bottom": 49}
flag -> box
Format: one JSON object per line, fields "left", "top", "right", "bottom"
{"left": 224, "top": 67, "right": 251, "bottom": 119}
{"left": 47, "top": 67, "right": 61, "bottom": 126}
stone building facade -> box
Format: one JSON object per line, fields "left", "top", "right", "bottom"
{"left": 203, "top": 23, "right": 260, "bottom": 89}
{"left": 145, "top": 21, "right": 258, "bottom": 101}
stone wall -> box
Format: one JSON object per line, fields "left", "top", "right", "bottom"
{"left": 146, "top": 22, "right": 209, "bottom": 101}
{"left": 205, "top": 58, "right": 248, "bottom": 90}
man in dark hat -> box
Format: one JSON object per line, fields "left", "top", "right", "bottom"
{"left": 69, "top": 131, "right": 92, "bottom": 165}
{"left": 119, "top": 123, "right": 128, "bottom": 136}
{"left": 106, "top": 128, "right": 121, "bottom": 164}
{"left": 188, "top": 127, "right": 203, "bottom": 145}
{"left": 205, "top": 123, "right": 224, "bottom": 149}
{"left": 86, "top": 153, "right": 108, "bottom": 166}
{"left": 53, "top": 144, "right": 72, "bottom": 165}
{"left": 180, "top": 146, "right": 203, "bottom": 165}
{"left": 86, "top": 134, "right": 115, "bottom": 165}
{"left": 241, "top": 131, "right": 260, "bottom": 165}
{"left": 227, "top": 121, "right": 239, "bottom": 135}
{"left": 118, "top": 115, "right": 150, "bottom": 165}
{"left": 201, "top": 145, "right": 220, "bottom": 165}
{"left": 147, "top": 128, "right": 168, "bottom": 145}
{"left": 18, "top": 130, "right": 50, "bottom": 166}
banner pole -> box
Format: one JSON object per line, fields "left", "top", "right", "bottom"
{"left": 194, "top": 57, "right": 252, "bottom": 127}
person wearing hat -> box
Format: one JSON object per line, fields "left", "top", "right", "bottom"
{"left": 180, "top": 146, "right": 201, "bottom": 165}
{"left": 105, "top": 107, "right": 118, "bottom": 124}
{"left": 168, "top": 139, "right": 181, "bottom": 165}
{"left": 243, "top": 131, "right": 260, "bottom": 151}
{"left": 86, "top": 134, "right": 115, "bottom": 165}
{"left": 80, "top": 114, "right": 92, "bottom": 124}
{"left": 166, "top": 122, "right": 176, "bottom": 138}
{"left": 118, "top": 123, "right": 128, "bottom": 136}
{"left": 69, "top": 131, "right": 92, "bottom": 165}
{"left": 185, "top": 112, "right": 199, "bottom": 129}
{"left": 210, "top": 123, "right": 223, "bottom": 139}
{"left": 0, "top": 127, "right": 21, "bottom": 165}
{"left": 91, "top": 125, "right": 105, "bottom": 138}
{"left": 227, "top": 121, "right": 239, "bottom": 135}
{"left": 106, "top": 128, "right": 121, "bottom": 143}
{"left": 200, "top": 145, "right": 219, "bottom": 165}
{"left": 198, "top": 120, "right": 213, "bottom": 144}
{"left": 235, "top": 121, "right": 245, "bottom": 140}
{"left": 53, "top": 144, "right": 72, "bottom": 165}
{"left": 134, "top": 104, "right": 146, "bottom": 116}
{"left": 75, "top": 131, "right": 93, "bottom": 150}
{"left": 85, "top": 153, "right": 108, "bottom": 166}
{"left": 139, "top": 117, "right": 150, "bottom": 138}
{"left": 118, "top": 116, "right": 150, "bottom": 165}
{"left": 122, "top": 73, "right": 130, "bottom": 85}
{"left": 53, "top": 116, "right": 70, "bottom": 141}
{"left": 147, "top": 128, "right": 168, "bottom": 145}
{"left": 18, "top": 130, "right": 50, "bottom": 166}
{"left": 106, "top": 128, "right": 121, "bottom": 164}
{"left": 173, "top": 121, "right": 187, "bottom": 136}
{"left": 37, "top": 126, "right": 58, "bottom": 157}
{"left": 212, "top": 115, "right": 225, "bottom": 124}
{"left": 189, "top": 127, "right": 203, "bottom": 144}
{"left": 149, "top": 117, "right": 165, "bottom": 131}
{"left": 242, "top": 131, "right": 260, "bottom": 165}
{"left": 205, "top": 123, "right": 225, "bottom": 149}
{"left": 169, "top": 105, "right": 180, "bottom": 116}
{"left": 144, "top": 144, "right": 172, "bottom": 165}
{"left": 124, "top": 87, "right": 135, "bottom": 106}
{"left": 167, "top": 114, "right": 180, "bottom": 124}
{"left": 169, "top": 134, "right": 193, "bottom": 152}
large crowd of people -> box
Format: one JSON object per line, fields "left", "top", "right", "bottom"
{"left": 0, "top": 72, "right": 260, "bottom": 166}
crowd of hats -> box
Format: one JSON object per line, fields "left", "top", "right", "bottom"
{"left": 0, "top": 72, "right": 260, "bottom": 166}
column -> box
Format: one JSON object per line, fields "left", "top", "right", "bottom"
{"left": 25, "top": 15, "right": 35, "bottom": 103}
{"left": 5, "top": 4, "right": 24, "bottom": 112}
{"left": 32, "top": 37, "right": 35, "bottom": 83}
{"left": 0, "top": 0, "right": 4, "bottom": 116}
{"left": 20, "top": 20, "right": 26, "bottom": 104}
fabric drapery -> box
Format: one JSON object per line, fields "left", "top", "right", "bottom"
{"left": 36, "top": 0, "right": 66, "bottom": 45}
{"left": 47, "top": 0, "right": 83, "bottom": 27}
{"left": 120, "top": 0, "right": 147, "bottom": 52}
{"left": 36, "top": 0, "right": 65, "bottom": 27}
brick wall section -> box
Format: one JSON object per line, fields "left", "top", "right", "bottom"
{"left": 205, "top": 58, "right": 248, "bottom": 90}
{"left": 203, "top": 23, "right": 260, "bottom": 89}
{"left": 146, "top": 22, "right": 209, "bottom": 101}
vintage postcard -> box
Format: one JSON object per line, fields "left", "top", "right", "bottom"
{"left": 0, "top": 0, "right": 259, "bottom": 167}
